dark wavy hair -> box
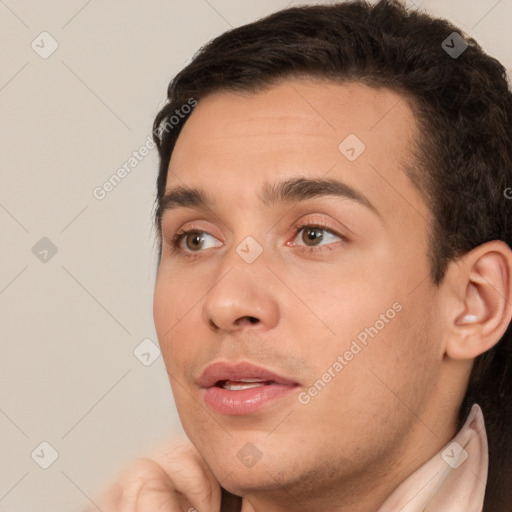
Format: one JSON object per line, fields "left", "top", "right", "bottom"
{"left": 152, "top": 1, "right": 512, "bottom": 509}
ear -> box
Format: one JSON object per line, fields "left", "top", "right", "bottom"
{"left": 442, "top": 240, "right": 512, "bottom": 360}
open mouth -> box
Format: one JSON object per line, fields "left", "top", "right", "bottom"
{"left": 199, "top": 362, "right": 299, "bottom": 415}
{"left": 215, "top": 379, "right": 274, "bottom": 391}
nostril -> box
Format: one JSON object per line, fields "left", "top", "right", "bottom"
{"left": 235, "top": 316, "right": 260, "bottom": 326}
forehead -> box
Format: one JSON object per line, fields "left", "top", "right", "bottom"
{"left": 165, "top": 79, "right": 427, "bottom": 222}
{"left": 172, "top": 79, "right": 417, "bottom": 146}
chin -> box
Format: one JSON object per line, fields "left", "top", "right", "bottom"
{"left": 218, "top": 466, "right": 288, "bottom": 496}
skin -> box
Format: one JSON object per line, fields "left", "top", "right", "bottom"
{"left": 88, "top": 439, "right": 223, "bottom": 512}
{"left": 153, "top": 79, "right": 512, "bottom": 512}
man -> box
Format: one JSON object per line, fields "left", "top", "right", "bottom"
{"left": 91, "top": 1, "right": 512, "bottom": 510}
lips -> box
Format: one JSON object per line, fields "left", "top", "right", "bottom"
{"left": 198, "top": 361, "right": 299, "bottom": 415}
{"left": 199, "top": 361, "right": 297, "bottom": 388}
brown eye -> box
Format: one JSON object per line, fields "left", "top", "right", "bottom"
{"left": 302, "top": 227, "right": 324, "bottom": 246}
{"left": 171, "top": 229, "right": 223, "bottom": 256}
{"left": 291, "top": 223, "right": 344, "bottom": 250}
{"left": 184, "top": 232, "right": 205, "bottom": 251}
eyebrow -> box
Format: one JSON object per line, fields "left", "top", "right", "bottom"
{"left": 158, "top": 176, "right": 380, "bottom": 223}
{"left": 260, "top": 177, "right": 379, "bottom": 214}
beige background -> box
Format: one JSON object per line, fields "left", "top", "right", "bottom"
{"left": 1, "top": 0, "right": 510, "bottom": 510}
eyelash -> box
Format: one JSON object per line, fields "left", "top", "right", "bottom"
{"left": 168, "top": 220, "right": 347, "bottom": 260}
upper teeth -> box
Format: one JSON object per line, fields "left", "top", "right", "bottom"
{"left": 221, "top": 379, "right": 266, "bottom": 391}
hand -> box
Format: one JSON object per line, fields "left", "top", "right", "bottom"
{"left": 86, "top": 438, "right": 223, "bottom": 512}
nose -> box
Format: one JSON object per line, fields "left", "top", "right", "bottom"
{"left": 201, "top": 253, "right": 280, "bottom": 334}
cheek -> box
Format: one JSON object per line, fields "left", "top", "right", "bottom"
{"left": 299, "top": 273, "right": 402, "bottom": 358}
{"left": 305, "top": 278, "right": 438, "bottom": 404}
{"left": 153, "top": 268, "right": 201, "bottom": 371}
{"left": 299, "top": 307, "right": 438, "bottom": 439}
{"left": 153, "top": 263, "right": 203, "bottom": 329}
{"left": 362, "top": 300, "right": 440, "bottom": 408}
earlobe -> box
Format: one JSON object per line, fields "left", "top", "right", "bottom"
{"left": 445, "top": 241, "right": 512, "bottom": 361}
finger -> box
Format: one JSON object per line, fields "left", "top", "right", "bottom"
{"left": 135, "top": 480, "right": 186, "bottom": 512}
{"left": 89, "top": 459, "right": 177, "bottom": 512}
{"left": 151, "top": 440, "right": 222, "bottom": 512}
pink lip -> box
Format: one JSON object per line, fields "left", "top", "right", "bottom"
{"left": 198, "top": 361, "right": 299, "bottom": 415}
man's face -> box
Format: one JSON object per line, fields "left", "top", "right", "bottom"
{"left": 154, "top": 80, "right": 445, "bottom": 498}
